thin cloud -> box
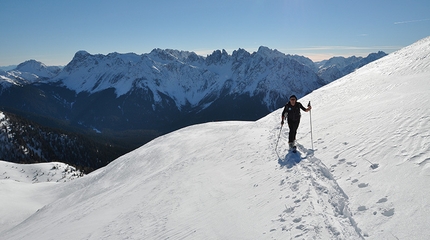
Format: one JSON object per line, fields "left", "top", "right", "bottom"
{"left": 282, "top": 46, "right": 401, "bottom": 51}
{"left": 394, "top": 18, "right": 430, "bottom": 24}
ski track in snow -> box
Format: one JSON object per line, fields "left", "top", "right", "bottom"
{"left": 272, "top": 128, "right": 363, "bottom": 239}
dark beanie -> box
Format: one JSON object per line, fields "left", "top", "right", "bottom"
{"left": 290, "top": 95, "right": 297, "bottom": 100}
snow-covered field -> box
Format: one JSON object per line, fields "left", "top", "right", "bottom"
{"left": 0, "top": 161, "right": 82, "bottom": 234}
{"left": 1, "top": 36, "right": 429, "bottom": 240}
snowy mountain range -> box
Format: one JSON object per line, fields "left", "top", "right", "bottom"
{"left": 0, "top": 60, "right": 61, "bottom": 85}
{"left": 0, "top": 48, "right": 385, "bottom": 108}
{"left": 1, "top": 36, "right": 429, "bottom": 239}
{"left": 0, "top": 47, "right": 385, "bottom": 129}
{"left": 0, "top": 47, "right": 385, "bottom": 169}
{"left": 316, "top": 51, "right": 387, "bottom": 83}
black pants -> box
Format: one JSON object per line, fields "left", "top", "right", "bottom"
{"left": 287, "top": 119, "right": 300, "bottom": 143}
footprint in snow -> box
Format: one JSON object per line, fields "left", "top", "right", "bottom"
{"left": 295, "top": 224, "right": 305, "bottom": 230}
{"left": 377, "top": 197, "right": 388, "bottom": 203}
{"left": 382, "top": 208, "right": 395, "bottom": 217}
{"left": 283, "top": 206, "right": 294, "bottom": 214}
{"left": 338, "top": 158, "right": 346, "bottom": 164}
{"left": 346, "top": 162, "right": 357, "bottom": 167}
{"left": 357, "top": 206, "right": 367, "bottom": 211}
{"left": 358, "top": 183, "right": 368, "bottom": 188}
{"left": 290, "top": 183, "right": 299, "bottom": 192}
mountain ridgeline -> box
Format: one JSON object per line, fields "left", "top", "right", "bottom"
{"left": 0, "top": 47, "right": 386, "bottom": 171}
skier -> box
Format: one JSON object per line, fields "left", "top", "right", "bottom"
{"left": 281, "top": 95, "right": 311, "bottom": 149}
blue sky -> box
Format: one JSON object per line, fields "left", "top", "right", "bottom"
{"left": 1, "top": 0, "right": 429, "bottom": 66}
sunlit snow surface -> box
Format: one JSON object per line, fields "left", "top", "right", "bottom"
{"left": 1, "top": 37, "right": 429, "bottom": 239}
{"left": 0, "top": 161, "right": 82, "bottom": 233}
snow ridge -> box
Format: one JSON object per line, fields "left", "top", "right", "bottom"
{"left": 0, "top": 161, "right": 83, "bottom": 183}
{"left": 0, "top": 160, "right": 83, "bottom": 233}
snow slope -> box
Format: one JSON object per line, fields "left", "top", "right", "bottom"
{"left": 1, "top": 36, "right": 430, "bottom": 239}
{"left": 0, "top": 161, "right": 82, "bottom": 233}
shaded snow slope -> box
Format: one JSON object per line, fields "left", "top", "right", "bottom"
{"left": 1, "top": 36, "right": 430, "bottom": 239}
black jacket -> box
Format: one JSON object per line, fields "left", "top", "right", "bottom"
{"left": 282, "top": 102, "right": 307, "bottom": 121}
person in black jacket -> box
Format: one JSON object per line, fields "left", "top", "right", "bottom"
{"left": 281, "top": 95, "right": 311, "bottom": 148}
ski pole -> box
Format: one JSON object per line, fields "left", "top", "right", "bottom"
{"left": 308, "top": 101, "right": 314, "bottom": 151}
{"left": 275, "top": 123, "right": 283, "bottom": 151}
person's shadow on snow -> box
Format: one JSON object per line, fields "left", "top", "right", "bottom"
{"left": 278, "top": 151, "right": 302, "bottom": 168}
